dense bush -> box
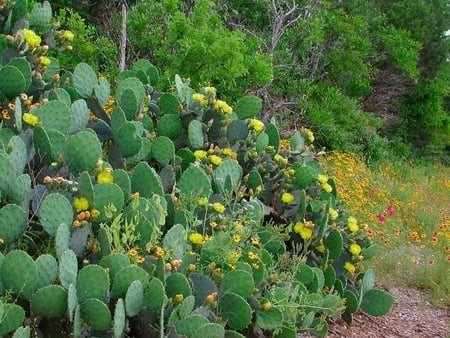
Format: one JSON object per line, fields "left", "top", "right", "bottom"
{"left": 0, "top": 2, "right": 392, "bottom": 337}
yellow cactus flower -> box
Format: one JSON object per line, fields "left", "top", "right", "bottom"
{"left": 344, "top": 262, "right": 356, "bottom": 274}
{"left": 22, "top": 113, "right": 39, "bottom": 126}
{"left": 97, "top": 168, "right": 114, "bottom": 183}
{"left": 249, "top": 119, "right": 264, "bottom": 132}
{"left": 349, "top": 243, "right": 362, "bottom": 256}
{"left": 22, "top": 29, "right": 41, "bottom": 48}
{"left": 189, "top": 233, "right": 204, "bottom": 245}
{"left": 347, "top": 216, "right": 359, "bottom": 233}
{"left": 281, "top": 192, "right": 295, "bottom": 204}
{"left": 63, "top": 30, "right": 75, "bottom": 41}
{"left": 197, "top": 197, "right": 208, "bottom": 206}
{"left": 194, "top": 150, "right": 207, "bottom": 159}
{"left": 40, "top": 56, "right": 51, "bottom": 66}
{"left": 192, "top": 93, "right": 207, "bottom": 105}
{"left": 214, "top": 99, "right": 233, "bottom": 114}
{"left": 174, "top": 294, "right": 184, "bottom": 303}
{"left": 90, "top": 209, "right": 100, "bottom": 219}
{"left": 306, "top": 130, "right": 314, "bottom": 143}
{"left": 209, "top": 154, "right": 222, "bottom": 166}
{"left": 315, "top": 240, "right": 326, "bottom": 253}
{"left": 322, "top": 182, "right": 333, "bottom": 193}
{"left": 328, "top": 207, "right": 338, "bottom": 221}
{"left": 73, "top": 197, "right": 89, "bottom": 212}
{"left": 204, "top": 86, "right": 216, "bottom": 94}
{"left": 317, "top": 174, "right": 328, "bottom": 184}
{"left": 293, "top": 221, "right": 314, "bottom": 240}
{"left": 212, "top": 202, "right": 225, "bottom": 214}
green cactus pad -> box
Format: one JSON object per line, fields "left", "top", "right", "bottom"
{"left": 48, "top": 88, "right": 72, "bottom": 107}
{"left": 255, "top": 307, "right": 283, "bottom": 330}
{"left": 309, "top": 317, "right": 328, "bottom": 337}
{"left": 188, "top": 120, "right": 204, "bottom": 149}
{"left": 113, "top": 298, "right": 126, "bottom": 338}
{"left": 29, "top": 1, "right": 52, "bottom": 29}
{"left": 307, "top": 268, "right": 325, "bottom": 293}
{"left": 125, "top": 280, "right": 144, "bottom": 317}
{"left": 11, "top": 325, "right": 31, "bottom": 338}
{"left": 39, "top": 193, "right": 73, "bottom": 236}
{"left": 67, "top": 283, "right": 77, "bottom": 321}
{"left": 218, "top": 292, "right": 252, "bottom": 330}
{"left": 194, "top": 323, "right": 225, "bottom": 338}
{"left": 110, "top": 265, "right": 148, "bottom": 299}
{"left": 176, "top": 148, "right": 196, "bottom": 171}
{"left": 73, "top": 305, "right": 81, "bottom": 337}
{"left": 165, "top": 272, "right": 192, "bottom": 299}
{"left": 159, "top": 93, "right": 180, "bottom": 115}
{"left": 360, "top": 289, "right": 393, "bottom": 316}
{"left": 224, "top": 330, "right": 246, "bottom": 338}
{"left": 33, "top": 127, "right": 53, "bottom": 163}
{"left": 175, "top": 314, "right": 209, "bottom": 337}
{"left": 234, "top": 95, "right": 262, "bottom": 119}
{"left": 360, "top": 268, "right": 376, "bottom": 295}
{"left": 125, "top": 137, "right": 152, "bottom": 163}
{"left": 0, "top": 303, "right": 25, "bottom": 336}
{"left": 361, "top": 244, "right": 379, "bottom": 260}
{"left": 59, "top": 249, "right": 78, "bottom": 289}
{"left": 214, "top": 159, "right": 243, "bottom": 194}
{"left": 1, "top": 250, "right": 38, "bottom": 300}
{"left": 117, "top": 77, "right": 145, "bottom": 108}
{"left": 13, "top": 97, "right": 23, "bottom": 132}
{"left": 156, "top": 114, "right": 182, "bottom": 140}
{"left": 35, "top": 254, "right": 58, "bottom": 288}
{"left": 178, "top": 166, "right": 211, "bottom": 198}
{"left": 256, "top": 133, "right": 269, "bottom": 153}
{"left": 94, "top": 77, "right": 110, "bottom": 107}
{"left": 247, "top": 170, "right": 263, "bottom": 191}
{"left": 0, "top": 66, "right": 27, "bottom": 98}
{"left": 115, "top": 122, "right": 143, "bottom": 158}
{"left": 295, "top": 264, "right": 314, "bottom": 285}
{"left": 72, "top": 63, "right": 98, "bottom": 98}
{"left": 35, "top": 100, "right": 71, "bottom": 135}
{"left": 131, "top": 162, "right": 164, "bottom": 197}
{"left": 0, "top": 153, "right": 16, "bottom": 196}
{"left": 323, "top": 265, "right": 336, "bottom": 289}
{"left": 93, "top": 183, "right": 124, "bottom": 222}
{"left": 42, "top": 57, "right": 60, "bottom": 83}
{"left": 290, "top": 131, "right": 305, "bottom": 152}
{"left": 112, "top": 169, "right": 131, "bottom": 201}
{"left": 80, "top": 298, "right": 112, "bottom": 331}
{"left": 7, "top": 135, "right": 27, "bottom": 174}
{"left": 162, "top": 224, "right": 186, "bottom": 260}
{"left": 69, "top": 99, "right": 89, "bottom": 134}
{"left": 99, "top": 253, "right": 130, "bottom": 281}
{"left": 9, "top": 174, "right": 32, "bottom": 210}
{"left": 324, "top": 229, "right": 343, "bottom": 260}
{"left": 65, "top": 130, "right": 102, "bottom": 175}
{"left": 219, "top": 270, "right": 254, "bottom": 299}
{"left": 32, "top": 285, "right": 67, "bottom": 318}
{"left": 46, "top": 130, "right": 67, "bottom": 161}
{"left": 11, "top": 0, "right": 28, "bottom": 23}
{"left": 118, "top": 88, "right": 139, "bottom": 120}
{"left": 77, "top": 265, "right": 110, "bottom": 303}
{"left": 143, "top": 278, "right": 165, "bottom": 312}
{"left": 78, "top": 172, "right": 95, "bottom": 208}
{"left": 8, "top": 57, "right": 31, "bottom": 93}
{"left": 227, "top": 120, "right": 249, "bottom": 143}
{"left": 151, "top": 136, "right": 175, "bottom": 166}
{"left": 0, "top": 204, "right": 27, "bottom": 245}
{"left": 265, "top": 123, "right": 280, "bottom": 151}
{"left": 55, "top": 223, "right": 71, "bottom": 259}
{"left": 343, "top": 290, "right": 359, "bottom": 314}
{"left": 189, "top": 273, "right": 217, "bottom": 307}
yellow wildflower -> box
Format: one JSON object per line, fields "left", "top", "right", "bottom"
{"left": 349, "top": 243, "right": 362, "bottom": 256}
{"left": 63, "top": 30, "right": 75, "bottom": 41}
{"left": 213, "top": 202, "right": 225, "bottom": 214}
{"left": 128, "top": 248, "right": 138, "bottom": 257}
{"left": 97, "top": 168, "right": 114, "bottom": 183}
{"left": 189, "top": 233, "right": 204, "bottom": 245}
{"left": 194, "top": 150, "right": 207, "bottom": 159}
{"left": 248, "top": 251, "right": 259, "bottom": 260}
{"left": 22, "top": 113, "right": 39, "bottom": 126}
{"left": 281, "top": 192, "right": 295, "bottom": 204}
{"left": 347, "top": 216, "right": 359, "bottom": 233}
{"left": 249, "top": 119, "right": 264, "bottom": 132}
{"left": 22, "top": 29, "right": 41, "bottom": 48}
{"left": 344, "top": 262, "right": 356, "bottom": 274}
{"left": 209, "top": 154, "right": 222, "bottom": 166}
{"left": 73, "top": 197, "right": 89, "bottom": 212}
{"left": 233, "top": 234, "right": 241, "bottom": 243}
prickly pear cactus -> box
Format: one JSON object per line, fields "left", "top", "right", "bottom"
{"left": 31, "top": 285, "right": 67, "bottom": 318}
{"left": 76, "top": 265, "right": 110, "bottom": 303}
{"left": 38, "top": 193, "right": 74, "bottom": 236}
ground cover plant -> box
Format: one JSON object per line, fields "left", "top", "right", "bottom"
{"left": 324, "top": 152, "right": 450, "bottom": 307}
{"left": 0, "top": 1, "right": 394, "bottom": 337}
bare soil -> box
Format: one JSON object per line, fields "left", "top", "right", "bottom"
{"left": 303, "top": 286, "right": 450, "bottom": 338}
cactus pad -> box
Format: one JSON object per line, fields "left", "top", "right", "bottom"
{"left": 29, "top": 1, "right": 52, "bottom": 29}
{"left": 219, "top": 270, "right": 254, "bottom": 299}
{"left": 151, "top": 136, "right": 175, "bottom": 165}
{"left": 93, "top": 183, "right": 124, "bottom": 222}
{"left": 39, "top": 193, "right": 73, "bottom": 236}
{"left": 99, "top": 253, "right": 130, "bottom": 281}
{"left": 65, "top": 130, "right": 102, "bottom": 175}
{"left": 255, "top": 307, "right": 283, "bottom": 330}
{"left": 214, "top": 158, "right": 243, "bottom": 194}
{"left": 0, "top": 153, "right": 16, "bottom": 196}
{"left": 234, "top": 95, "right": 262, "bottom": 119}
{"left": 0, "top": 303, "right": 25, "bottom": 336}
{"left": 188, "top": 120, "right": 204, "bottom": 149}
{"left": 59, "top": 249, "right": 78, "bottom": 289}
{"left": 218, "top": 292, "right": 252, "bottom": 330}
{"left": 113, "top": 298, "right": 126, "bottom": 338}
{"left": 31, "top": 285, "right": 67, "bottom": 318}
{"left": 194, "top": 323, "right": 225, "bottom": 338}
{"left": 227, "top": 120, "right": 249, "bottom": 143}
{"left": 1, "top": 250, "right": 38, "bottom": 300}
{"left": 189, "top": 273, "right": 217, "bottom": 307}
{"left": 178, "top": 166, "right": 211, "bottom": 198}
{"left": 324, "top": 229, "right": 343, "bottom": 260}
{"left": 131, "top": 162, "right": 164, "bottom": 197}
{"left": 0, "top": 204, "right": 27, "bottom": 245}
{"left": 143, "top": 277, "right": 165, "bottom": 312}
{"left": 125, "top": 280, "right": 144, "bottom": 317}
{"left": 110, "top": 265, "right": 148, "bottom": 299}
{"left": 72, "top": 63, "right": 98, "bottom": 98}
{"left": 9, "top": 174, "right": 32, "bottom": 210}
{"left": 80, "top": 298, "right": 112, "bottom": 331}
{"left": 0, "top": 66, "right": 27, "bottom": 98}
{"left": 77, "top": 265, "right": 110, "bottom": 303}
{"left": 156, "top": 114, "right": 182, "bottom": 140}
{"left": 35, "top": 254, "right": 58, "bottom": 288}
{"left": 7, "top": 135, "right": 27, "bottom": 174}
{"left": 35, "top": 100, "right": 71, "bottom": 135}
{"left": 360, "top": 289, "right": 393, "bottom": 316}
{"left": 175, "top": 315, "right": 209, "bottom": 337}
{"left": 70, "top": 99, "right": 89, "bottom": 134}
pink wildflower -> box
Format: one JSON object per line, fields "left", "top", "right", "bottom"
{"left": 387, "top": 205, "right": 394, "bottom": 216}
{"left": 379, "top": 214, "right": 386, "bottom": 223}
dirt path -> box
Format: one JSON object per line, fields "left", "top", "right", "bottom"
{"left": 304, "top": 286, "right": 449, "bottom": 338}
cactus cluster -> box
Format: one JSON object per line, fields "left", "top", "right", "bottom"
{"left": 0, "top": 2, "right": 393, "bottom": 336}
